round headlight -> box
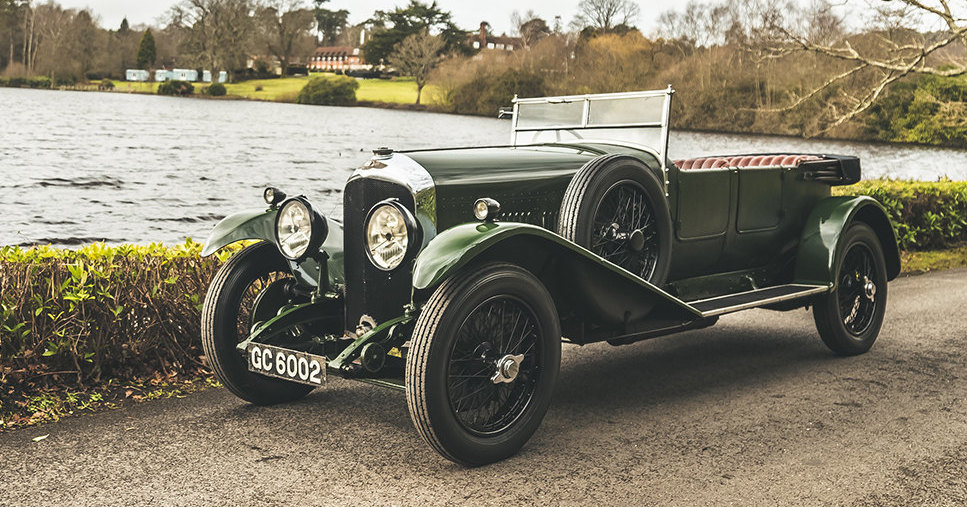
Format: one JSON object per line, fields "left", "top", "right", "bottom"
{"left": 275, "top": 198, "right": 325, "bottom": 260}
{"left": 365, "top": 201, "right": 415, "bottom": 271}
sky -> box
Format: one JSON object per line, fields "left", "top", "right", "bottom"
{"left": 54, "top": 0, "right": 688, "bottom": 37}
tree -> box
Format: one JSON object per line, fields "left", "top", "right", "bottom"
{"left": 773, "top": 0, "right": 967, "bottom": 133}
{"left": 363, "top": 1, "right": 468, "bottom": 66}
{"left": 313, "top": 0, "right": 348, "bottom": 45}
{"left": 389, "top": 29, "right": 444, "bottom": 104}
{"left": 0, "top": 0, "right": 26, "bottom": 70}
{"left": 572, "top": 0, "right": 640, "bottom": 32}
{"left": 256, "top": 0, "right": 315, "bottom": 76}
{"left": 511, "top": 10, "right": 550, "bottom": 50}
{"left": 168, "top": 0, "right": 255, "bottom": 81}
{"left": 118, "top": 16, "right": 129, "bottom": 34}
{"left": 136, "top": 28, "right": 156, "bottom": 69}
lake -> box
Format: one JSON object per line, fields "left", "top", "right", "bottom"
{"left": 2, "top": 87, "right": 964, "bottom": 247}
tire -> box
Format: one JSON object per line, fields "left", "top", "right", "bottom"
{"left": 813, "top": 223, "right": 889, "bottom": 356}
{"left": 406, "top": 263, "right": 562, "bottom": 466}
{"left": 557, "top": 154, "right": 672, "bottom": 285}
{"left": 201, "top": 242, "right": 314, "bottom": 405}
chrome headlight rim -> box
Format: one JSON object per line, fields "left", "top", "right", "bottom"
{"left": 274, "top": 196, "right": 328, "bottom": 261}
{"left": 364, "top": 198, "right": 420, "bottom": 272}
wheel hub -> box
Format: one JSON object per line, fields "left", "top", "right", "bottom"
{"left": 863, "top": 276, "right": 876, "bottom": 301}
{"left": 491, "top": 354, "right": 524, "bottom": 384}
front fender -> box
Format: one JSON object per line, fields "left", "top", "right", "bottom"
{"left": 201, "top": 208, "right": 277, "bottom": 257}
{"left": 412, "top": 222, "right": 700, "bottom": 334}
{"left": 794, "top": 196, "right": 901, "bottom": 286}
{"left": 201, "top": 208, "right": 346, "bottom": 288}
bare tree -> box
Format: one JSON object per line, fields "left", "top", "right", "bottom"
{"left": 511, "top": 10, "right": 550, "bottom": 49}
{"left": 168, "top": 0, "right": 255, "bottom": 79}
{"left": 256, "top": 0, "right": 315, "bottom": 76}
{"left": 388, "top": 29, "right": 444, "bottom": 105}
{"left": 571, "top": 0, "right": 640, "bottom": 32}
{"left": 775, "top": 0, "right": 967, "bottom": 132}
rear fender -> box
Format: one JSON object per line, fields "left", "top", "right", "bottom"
{"left": 794, "top": 196, "right": 901, "bottom": 287}
{"left": 412, "top": 222, "right": 701, "bottom": 341}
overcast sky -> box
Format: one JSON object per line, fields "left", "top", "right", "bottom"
{"left": 54, "top": 0, "right": 690, "bottom": 36}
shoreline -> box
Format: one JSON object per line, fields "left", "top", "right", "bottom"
{"left": 8, "top": 82, "right": 967, "bottom": 151}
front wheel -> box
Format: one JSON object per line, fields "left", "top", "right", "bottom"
{"left": 405, "top": 263, "right": 561, "bottom": 466}
{"left": 201, "top": 242, "right": 314, "bottom": 405}
{"left": 813, "top": 223, "right": 889, "bottom": 356}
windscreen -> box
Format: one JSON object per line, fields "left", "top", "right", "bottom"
{"left": 512, "top": 90, "right": 672, "bottom": 160}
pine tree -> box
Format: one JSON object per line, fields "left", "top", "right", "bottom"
{"left": 136, "top": 29, "right": 156, "bottom": 70}
{"left": 119, "top": 17, "right": 130, "bottom": 34}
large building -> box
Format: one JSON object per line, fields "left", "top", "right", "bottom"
{"left": 309, "top": 46, "right": 367, "bottom": 72}
{"left": 472, "top": 22, "right": 523, "bottom": 51}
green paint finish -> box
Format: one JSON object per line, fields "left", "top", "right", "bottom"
{"left": 328, "top": 314, "right": 411, "bottom": 370}
{"left": 235, "top": 300, "right": 334, "bottom": 354}
{"left": 794, "top": 195, "right": 901, "bottom": 286}
{"left": 200, "top": 208, "right": 346, "bottom": 289}
{"left": 411, "top": 221, "right": 700, "bottom": 317}
{"left": 201, "top": 208, "right": 277, "bottom": 257}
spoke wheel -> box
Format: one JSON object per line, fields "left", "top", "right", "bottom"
{"left": 202, "top": 242, "right": 314, "bottom": 405}
{"left": 447, "top": 296, "right": 542, "bottom": 436}
{"left": 813, "top": 223, "right": 888, "bottom": 356}
{"left": 590, "top": 180, "right": 660, "bottom": 280}
{"left": 837, "top": 244, "right": 878, "bottom": 336}
{"left": 558, "top": 154, "right": 671, "bottom": 286}
{"left": 406, "top": 263, "right": 561, "bottom": 466}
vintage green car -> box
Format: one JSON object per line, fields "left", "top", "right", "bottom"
{"left": 200, "top": 88, "right": 900, "bottom": 466}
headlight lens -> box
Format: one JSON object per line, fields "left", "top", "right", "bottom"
{"left": 365, "top": 203, "right": 409, "bottom": 270}
{"left": 276, "top": 199, "right": 314, "bottom": 259}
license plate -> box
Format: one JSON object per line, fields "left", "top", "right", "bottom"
{"left": 247, "top": 343, "right": 326, "bottom": 387}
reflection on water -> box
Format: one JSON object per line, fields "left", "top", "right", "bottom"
{"left": 1, "top": 87, "right": 963, "bottom": 247}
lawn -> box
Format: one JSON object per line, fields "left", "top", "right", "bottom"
{"left": 111, "top": 74, "right": 438, "bottom": 106}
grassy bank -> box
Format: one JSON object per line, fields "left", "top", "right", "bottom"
{"left": 109, "top": 74, "right": 439, "bottom": 106}
{"left": 2, "top": 179, "right": 965, "bottom": 430}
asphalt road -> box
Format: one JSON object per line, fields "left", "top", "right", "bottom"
{"left": 3, "top": 268, "right": 967, "bottom": 506}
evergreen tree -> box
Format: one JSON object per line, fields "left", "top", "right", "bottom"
{"left": 119, "top": 17, "right": 130, "bottom": 34}
{"left": 136, "top": 29, "right": 156, "bottom": 69}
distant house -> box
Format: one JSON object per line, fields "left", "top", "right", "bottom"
{"left": 471, "top": 22, "right": 523, "bottom": 51}
{"left": 202, "top": 70, "right": 228, "bottom": 83}
{"left": 125, "top": 69, "right": 150, "bottom": 82}
{"left": 310, "top": 46, "right": 367, "bottom": 71}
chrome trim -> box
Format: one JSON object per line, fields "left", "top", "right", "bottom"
{"left": 690, "top": 284, "right": 830, "bottom": 318}
{"left": 349, "top": 153, "right": 437, "bottom": 248}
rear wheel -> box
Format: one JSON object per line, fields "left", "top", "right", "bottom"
{"left": 557, "top": 154, "right": 672, "bottom": 285}
{"left": 201, "top": 242, "right": 314, "bottom": 405}
{"left": 406, "top": 263, "right": 561, "bottom": 466}
{"left": 813, "top": 223, "right": 888, "bottom": 356}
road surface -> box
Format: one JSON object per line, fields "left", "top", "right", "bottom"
{"left": 3, "top": 269, "right": 967, "bottom": 505}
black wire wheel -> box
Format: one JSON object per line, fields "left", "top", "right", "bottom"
{"left": 406, "top": 263, "right": 561, "bottom": 466}
{"left": 813, "top": 223, "right": 889, "bottom": 356}
{"left": 558, "top": 154, "right": 672, "bottom": 286}
{"left": 201, "top": 242, "right": 314, "bottom": 405}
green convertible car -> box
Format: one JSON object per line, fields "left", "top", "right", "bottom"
{"left": 200, "top": 87, "right": 900, "bottom": 466}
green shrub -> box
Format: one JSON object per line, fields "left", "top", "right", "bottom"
{"left": 448, "top": 70, "right": 545, "bottom": 116}
{"left": 296, "top": 75, "right": 358, "bottom": 106}
{"left": 204, "top": 82, "right": 226, "bottom": 96}
{"left": 866, "top": 75, "right": 967, "bottom": 147}
{"left": 100, "top": 79, "right": 115, "bottom": 90}
{"left": 0, "top": 76, "right": 51, "bottom": 89}
{"left": 0, "top": 241, "right": 242, "bottom": 391}
{"left": 835, "top": 179, "right": 967, "bottom": 250}
{"left": 157, "top": 80, "right": 194, "bottom": 96}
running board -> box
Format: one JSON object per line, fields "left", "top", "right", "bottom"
{"left": 686, "top": 284, "right": 829, "bottom": 318}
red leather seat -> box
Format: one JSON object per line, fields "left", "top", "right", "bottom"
{"left": 673, "top": 155, "right": 820, "bottom": 170}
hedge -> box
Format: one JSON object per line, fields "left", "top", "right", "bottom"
{"left": 0, "top": 241, "right": 239, "bottom": 396}
{"left": 835, "top": 179, "right": 967, "bottom": 250}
